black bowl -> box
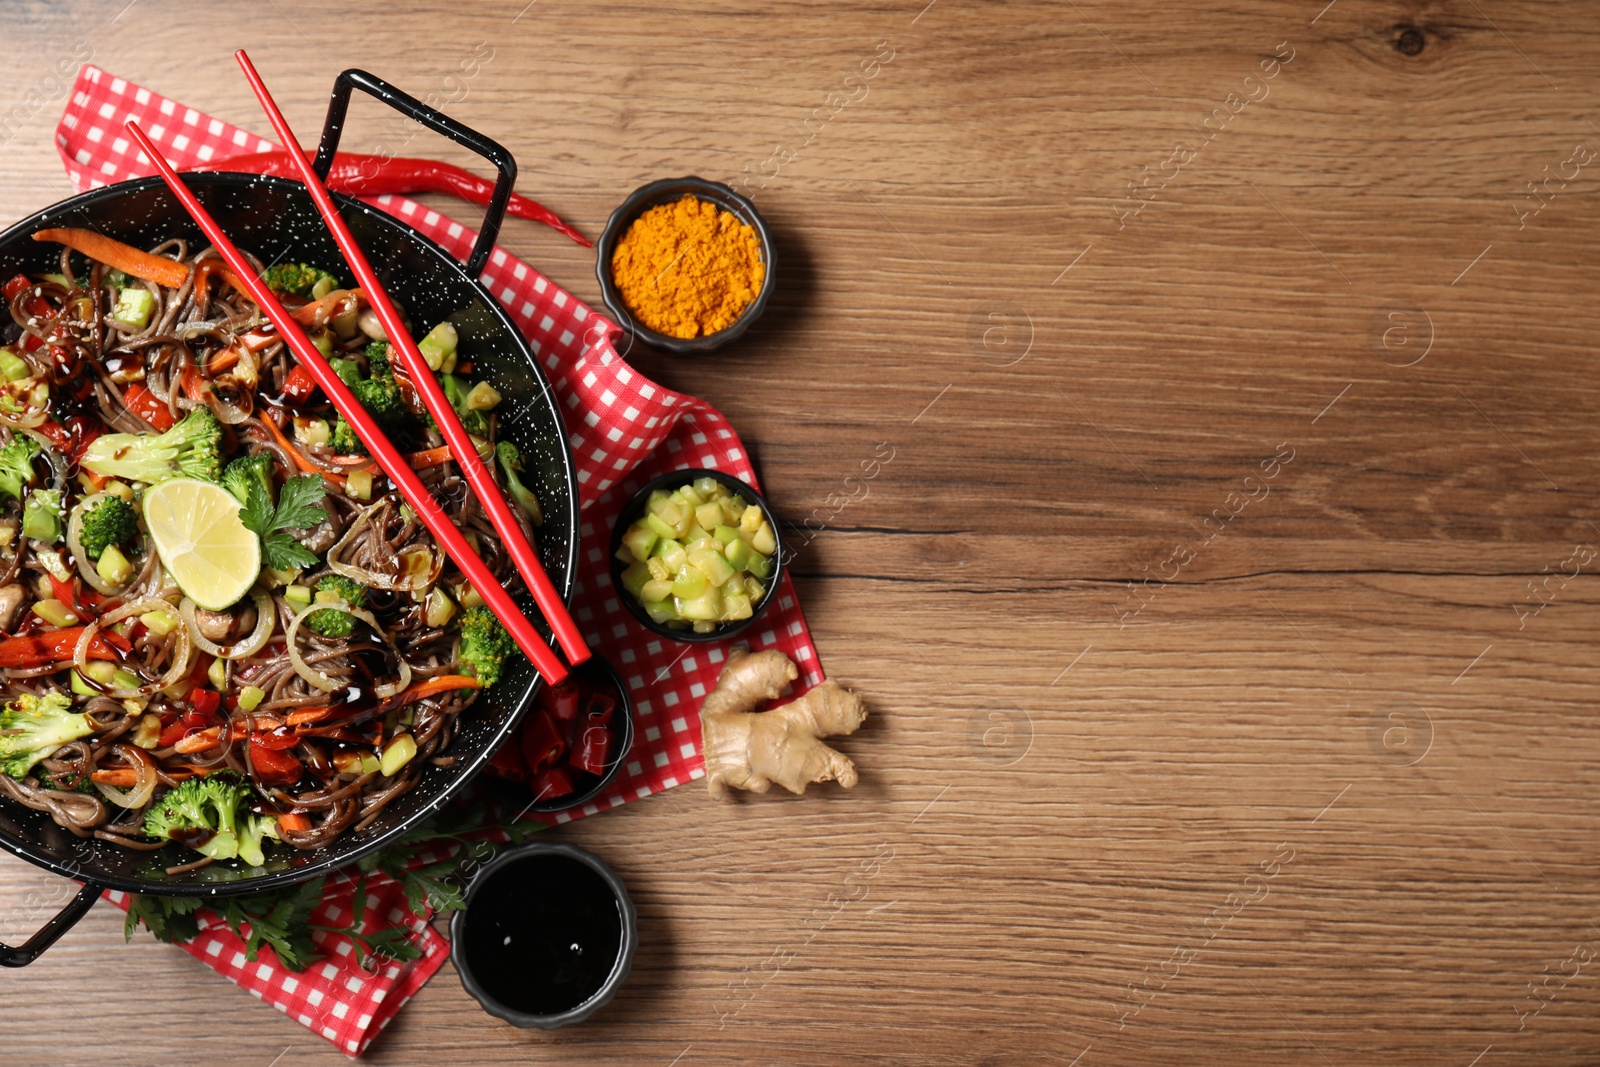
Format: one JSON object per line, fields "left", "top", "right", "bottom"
{"left": 527, "top": 655, "right": 635, "bottom": 814}
{"left": 450, "top": 841, "right": 637, "bottom": 1028}
{"left": 594, "top": 177, "right": 775, "bottom": 354}
{"left": 609, "top": 468, "right": 784, "bottom": 644}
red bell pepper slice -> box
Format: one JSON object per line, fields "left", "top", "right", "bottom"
{"left": 0, "top": 627, "right": 121, "bottom": 667}
{"left": 249, "top": 733, "right": 303, "bottom": 785}
{"left": 531, "top": 765, "right": 577, "bottom": 802}
{"left": 281, "top": 365, "right": 319, "bottom": 404}
{"left": 187, "top": 688, "right": 222, "bottom": 720}
{"left": 122, "top": 383, "right": 176, "bottom": 431}
{"left": 568, "top": 723, "right": 614, "bottom": 777}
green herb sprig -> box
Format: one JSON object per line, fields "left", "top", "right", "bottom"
{"left": 239, "top": 473, "right": 327, "bottom": 570}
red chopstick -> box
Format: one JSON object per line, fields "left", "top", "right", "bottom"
{"left": 233, "top": 52, "right": 590, "bottom": 670}
{"left": 123, "top": 120, "right": 569, "bottom": 687}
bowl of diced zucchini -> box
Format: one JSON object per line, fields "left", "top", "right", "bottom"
{"left": 610, "top": 469, "right": 782, "bottom": 642}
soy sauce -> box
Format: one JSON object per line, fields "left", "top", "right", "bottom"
{"left": 460, "top": 853, "right": 623, "bottom": 1016}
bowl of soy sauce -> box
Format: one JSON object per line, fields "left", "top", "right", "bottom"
{"left": 451, "top": 841, "right": 637, "bottom": 1028}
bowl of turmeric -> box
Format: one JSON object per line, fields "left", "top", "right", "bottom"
{"left": 595, "top": 177, "right": 775, "bottom": 353}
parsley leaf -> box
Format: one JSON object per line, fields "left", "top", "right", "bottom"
{"left": 274, "top": 474, "right": 330, "bottom": 530}
{"left": 262, "top": 531, "right": 320, "bottom": 570}
{"left": 238, "top": 474, "right": 327, "bottom": 572}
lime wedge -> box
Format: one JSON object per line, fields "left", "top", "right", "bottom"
{"left": 141, "top": 478, "right": 261, "bottom": 610}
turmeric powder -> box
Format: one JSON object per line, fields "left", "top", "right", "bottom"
{"left": 609, "top": 195, "right": 765, "bottom": 339}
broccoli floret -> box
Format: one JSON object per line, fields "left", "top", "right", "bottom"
{"left": 0, "top": 691, "right": 93, "bottom": 778}
{"left": 494, "top": 441, "right": 542, "bottom": 526}
{"left": 439, "top": 373, "right": 489, "bottom": 438}
{"left": 457, "top": 605, "right": 517, "bottom": 687}
{"left": 0, "top": 436, "right": 40, "bottom": 502}
{"left": 364, "top": 342, "right": 392, "bottom": 377}
{"left": 330, "top": 417, "right": 364, "bottom": 456}
{"left": 142, "top": 772, "right": 252, "bottom": 862}
{"left": 260, "top": 262, "right": 337, "bottom": 298}
{"left": 80, "top": 406, "right": 222, "bottom": 485}
{"left": 307, "top": 575, "right": 365, "bottom": 638}
{"left": 21, "top": 488, "right": 62, "bottom": 543}
{"left": 78, "top": 495, "right": 138, "bottom": 560}
{"left": 235, "top": 811, "right": 272, "bottom": 867}
{"left": 221, "top": 453, "right": 275, "bottom": 507}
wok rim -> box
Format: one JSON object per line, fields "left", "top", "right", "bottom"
{"left": 0, "top": 172, "right": 581, "bottom": 897}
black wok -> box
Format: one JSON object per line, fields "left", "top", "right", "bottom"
{"left": 0, "top": 70, "right": 578, "bottom": 965}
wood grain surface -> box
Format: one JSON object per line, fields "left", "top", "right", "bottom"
{"left": 3, "top": 1, "right": 1600, "bottom": 1063}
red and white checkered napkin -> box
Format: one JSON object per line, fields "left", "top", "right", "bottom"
{"left": 56, "top": 65, "right": 826, "bottom": 1056}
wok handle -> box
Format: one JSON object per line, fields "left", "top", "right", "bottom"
{"left": 312, "top": 68, "right": 516, "bottom": 280}
{"left": 0, "top": 880, "right": 101, "bottom": 967}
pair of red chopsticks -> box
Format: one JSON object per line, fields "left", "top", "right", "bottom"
{"left": 122, "top": 51, "right": 588, "bottom": 685}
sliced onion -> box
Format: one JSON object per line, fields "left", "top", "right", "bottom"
{"left": 93, "top": 744, "right": 157, "bottom": 810}
{"left": 204, "top": 374, "right": 254, "bottom": 425}
{"left": 0, "top": 406, "right": 48, "bottom": 430}
{"left": 76, "top": 596, "right": 192, "bottom": 699}
{"left": 67, "top": 491, "right": 134, "bottom": 596}
{"left": 22, "top": 428, "right": 70, "bottom": 488}
{"left": 179, "top": 591, "right": 274, "bottom": 660}
{"left": 326, "top": 503, "right": 443, "bottom": 592}
{"left": 284, "top": 598, "right": 412, "bottom": 698}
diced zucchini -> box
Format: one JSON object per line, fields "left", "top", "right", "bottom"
{"left": 721, "top": 593, "right": 753, "bottom": 621}
{"left": 380, "top": 734, "right": 418, "bottom": 776}
{"left": 111, "top": 287, "right": 155, "bottom": 330}
{"left": 620, "top": 560, "right": 652, "bottom": 597}
{"left": 739, "top": 505, "right": 762, "bottom": 533}
{"left": 644, "top": 511, "right": 679, "bottom": 541}
{"left": 417, "top": 321, "right": 458, "bottom": 371}
{"left": 640, "top": 578, "right": 674, "bottom": 602}
{"left": 238, "top": 685, "right": 266, "bottom": 712}
{"left": 96, "top": 544, "right": 134, "bottom": 585}
{"left": 285, "top": 584, "right": 313, "bottom": 606}
{"left": 725, "top": 537, "right": 752, "bottom": 572}
{"left": 678, "top": 484, "right": 704, "bottom": 507}
{"left": 720, "top": 497, "right": 744, "bottom": 525}
{"left": 0, "top": 348, "right": 30, "bottom": 381}
{"left": 672, "top": 564, "right": 708, "bottom": 599}
{"left": 688, "top": 547, "right": 735, "bottom": 587}
{"left": 311, "top": 331, "right": 334, "bottom": 358}
{"left": 744, "top": 576, "right": 766, "bottom": 602}
{"left": 31, "top": 599, "right": 78, "bottom": 627}
{"left": 642, "top": 598, "right": 677, "bottom": 624}
{"left": 140, "top": 609, "right": 180, "bottom": 636}
{"left": 714, "top": 524, "right": 739, "bottom": 546}
{"left": 694, "top": 502, "right": 723, "bottom": 532}
{"left": 675, "top": 587, "right": 723, "bottom": 621}
{"left": 645, "top": 556, "right": 670, "bottom": 582}
{"left": 746, "top": 552, "right": 773, "bottom": 579}
{"left": 656, "top": 540, "right": 687, "bottom": 573}
{"left": 751, "top": 521, "right": 777, "bottom": 556}
{"left": 208, "top": 656, "right": 228, "bottom": 690}
{"left": 623, "top": 524, "right": 659, "bottom": 561}
{"left": 694, "top": 476, "right": 721, "bottom": 498}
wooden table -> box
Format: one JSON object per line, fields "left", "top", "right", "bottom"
{"left": 4, "top": 1, "right": 1600, "bottom": 1063}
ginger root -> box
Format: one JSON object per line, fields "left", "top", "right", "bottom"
{"left": 700, "top": 648, "right": 866, "bottom": 800}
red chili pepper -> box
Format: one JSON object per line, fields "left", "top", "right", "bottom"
{"left": 157, "top": 719, "right": 190, "bottom": 748}
{"left": 520, "top": 710, "right": 566, "bottom": 773}
{"left": 281, "top": 364, "right": 319, "bottom": 404}
{"left": 568, "top": 723, "right": 614, "bottom": 777}
{"left": 2, "top": 275, "right": 30, "bottom": 302}
{"left": 122, "top": 383, "right": 176, "bottom": 431}
{"left": 530, "top": 765, "right": 577, "bottom": 802}
{"left": 0, "top": 627, "right": 120, "bottom": 668}
{"left": 485, "top": 738, "right": 528, "bottom": 784}
{"left": 582, "top": 693, "right": 616, "bottom": 727}
{"left": 540, "top": 681, "right": 580, "bottom": 727}
{"left": 3, "top": 274, "right": 53, "bottom": 318}
{"left": 249, "top": 733, "right": 303, "bottom": 785}
{"left": 192, "top": 151, "right": 591, "bottom": 247}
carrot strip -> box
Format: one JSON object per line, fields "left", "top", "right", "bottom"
{"left": 277, "top": 811, "right": 312, "bottom": 832}
{"left": 406, "top": 445, "right": 454, "bottom": 470}
{"left": 91, "top": 767, "right": 193, "bottom": 787}
{"left": 396, "top": 674, "right": 482, "bottom": 702}
{"left": 173, "top": 726, "right": 224, "bottom": 754}
{"left": 286, "top": 705, "right": 333, "bottom": 727}
{"left": 31, "top": 228, "right": 189, "bottom": 289}
{"left": 258, "top": 411, "right": 346, "bottom": 488}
